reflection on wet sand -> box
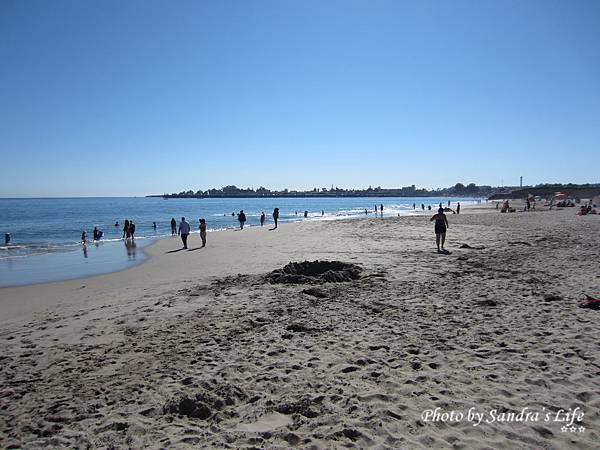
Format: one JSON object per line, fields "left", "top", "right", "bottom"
{"left": 82, "top": 244, "right": 88, "bottom": 258}
{"left": 125, "top": 240, "right": 136, "bottom": 260}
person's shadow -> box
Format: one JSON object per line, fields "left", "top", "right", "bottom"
{"left": 166, "top": 248, "right": 186, "bottom": 254}
{"left": 269, "top": 227, "right": 278, "bottom": 231}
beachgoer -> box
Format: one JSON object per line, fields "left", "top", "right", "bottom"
{"left": 322, "top": 210, "right": 324, "bottom": 216}
{"left": 81, "top": 231, "right": 87, "bottom": 243}
{"left": 413, "top": 203, "right": 416, "bottom": 210}
{"left": 4, "top": 233, "right": 10, "bottom": 245}
{"left": 447, "top": 200, "right": 450, "bottom": 207}
{"left": 153, "top": 221, "right": 157, "bottom": 230}
{"left": 380, "top": 204, "right": 383, "bottom": 214}
{"left": 93, "top": 227, "right": 102, "bottom": 241}
{"left": 122, "top": 220, "right": 130, "bottom": 239}
{"left": 273, "top": 208, "right": 280, "bottom": 228}
{"left": 178, "top": 217, "right": 190, "bottom": 249}
{"left": 260, "top": 212, "right": 265, "bottom": 226}
{"left": 170, "top": 218, "right": 177, "bottom": 235}
{"left": 199, "top": 218, "right": 207, "bottom": 247}
{"left": 421, "top": 203, "right": 425, "bottom": 210}
{"left": 238, "top": 210, "right": 246, "bottom": 229}
{"left": 375, "top": 204, "right": 377, "bottom": 213}
{"left": 114, "top": 221, "right": 119, "bottom": 227}
{"left": 365, "top": 208, "right": 368, "bottom": 215}
{"left": 428, "top": 205, "right": 432, "bottom": 210}
{"left": 430, "top": 207, "right": 449, "bottom": 253}
{"left": 456, "top": 202, "right": 461, "bottom": 214}
{"left": 130, "top": 221, "right": 135, "bottom": 240}
{"left": 304, "top": 210, "right": 308, "bottom": 218}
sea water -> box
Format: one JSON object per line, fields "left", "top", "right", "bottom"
{"left": 0, "top": 196, "right": 478, "bottom": 287}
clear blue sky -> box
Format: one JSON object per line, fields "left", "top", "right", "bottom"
{"left": 1, "top": 0, "right": 599, "bottom": 197}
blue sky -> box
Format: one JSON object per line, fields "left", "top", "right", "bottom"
{"left": 1, "top": 0, "right": 599, "bottom": 197}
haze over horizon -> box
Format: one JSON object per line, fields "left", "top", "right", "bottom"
{"left": 1, "top": 0, "right": 599, "bottom": 198}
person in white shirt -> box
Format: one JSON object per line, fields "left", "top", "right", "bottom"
{"left": 178, "top": 217, "right": 191, "bottom": 249}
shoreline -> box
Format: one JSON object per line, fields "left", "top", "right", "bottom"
{"left": 0, "top": 201, "right": 482, "bottom": 289}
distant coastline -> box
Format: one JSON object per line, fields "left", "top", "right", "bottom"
{"left": 150, "top": 182, "right": 600, "bottom": 200}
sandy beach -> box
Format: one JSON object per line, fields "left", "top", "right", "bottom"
{"left": 1, "top": 204, "right": 599, "bottom": 449}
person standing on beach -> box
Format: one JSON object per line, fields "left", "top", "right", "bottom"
{"left": 260, "top": 212, "right": 265, "bottom": 226}
{"left": 457, "top": 202, "right": 461, "bottom": 214}
{"left": 122, "top": 220, "right": 130, "bottom": 239}
{"left": 199, "top": 218, "right": 207, "bottom": 247}
{"left": 170, "top": 218, "right": 177, "bottom": 235}
{"left": 238, "top": 210, "right": 246, "bottom": 229}
{"left": 81, "top": 231, "right": 87, "bottom": 243}
{"left": 178, "top": 217, "right": 190, "bottom": 249}
{"left": 273, "top": 208, "right": 280, "bottom": 228}
{"left": 130, "top": 221, "right": 136, "bottom": 240}
{"left": 380, "top": 204, "right": 384, "bottom": 215}
{"left": 430, "top": 207, "right": 449, "bottom": 253}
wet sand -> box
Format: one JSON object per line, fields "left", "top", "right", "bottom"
{"left": 1, "top": 203, "right": 599, "bottom": 449}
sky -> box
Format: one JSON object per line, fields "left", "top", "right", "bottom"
{"left": 0, "top": 0, "right": 599, "bottom": 197}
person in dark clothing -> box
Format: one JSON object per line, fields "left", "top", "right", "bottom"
{"left": 273, "top": 208, "right": 280, "bottom": 229}
{"left": 457, "top": 202, "right": 461, "bottom": 214}
{"left": 170, "top": 218, "right": 177, "bottom": 235}
{"left": 123, "top": 220, "right": 130, "bottom": 239}
{"left": 260, "top": 212, "right": 265, "bottom": 226}
{"left": 238, "top": 210, "right": 246, "bottom": 229}
{"left": 430, "top": 207, "right": 449, "bottom": 253}
{"left": 129, "top": 221, "right": 135, "bottom": 240}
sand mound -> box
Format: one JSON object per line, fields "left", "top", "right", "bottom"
{"left": 266, "top": 260, "right": 362, "bottom": 284}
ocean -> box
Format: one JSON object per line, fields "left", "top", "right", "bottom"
{"left": 0, "top": 196, "right": 478, "bottom": 287}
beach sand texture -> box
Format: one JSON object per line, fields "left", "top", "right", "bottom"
{"left": 1, "top": 205, "right": 599, "bottom": 449}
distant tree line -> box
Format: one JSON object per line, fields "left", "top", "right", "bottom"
{"left": 151, "top": 183, "right": 503, "bottom": 199}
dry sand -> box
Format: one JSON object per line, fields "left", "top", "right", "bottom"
{"left": 1, "top": 204, "right": 599, "bottom": 449}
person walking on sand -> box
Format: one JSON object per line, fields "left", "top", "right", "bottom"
{"left": 273, "top": 207, "right": 280, "bottom": 228}
{"left": 260, "top": 212, "right": 265, "bottom": 226}
{"left": 238, "top": 210, "right": 246, "bottom": 229}
{"left": 170, "top": 218, "right": 177, "bottom": 235}
{"left": 380, "top": 204, "right": 384, "bottom": 215}
{"left": 178, "top": 217, "right": 190, "bottom": 249}
{"left": 457, "top": 202, "right": 461, "bottom": 214}
{"left": 430, "top": 207, "right": 449, "bottom": 253}
{"left": 122, "top": 220, "right": 130, "bottom": 239}
{"left": 199, "top": 218, "right": 207, "bottom": 247}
